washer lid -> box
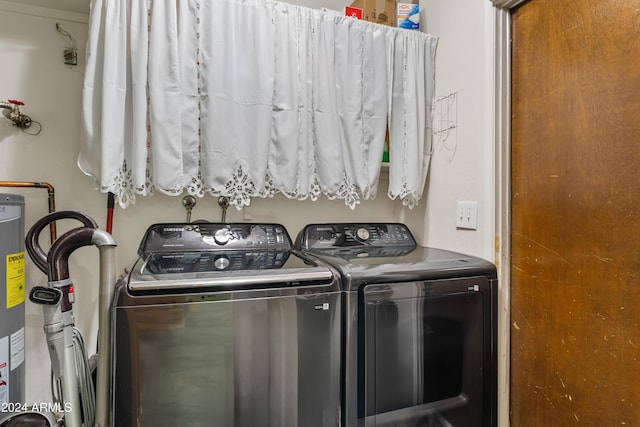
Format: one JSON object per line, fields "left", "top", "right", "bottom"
{"left": 125, "top": 222, "right": 337, "bottom": 292}
{"left": 306, "top": 246, "right": 496, "bottom": 289}
{"left": 297, "top": 223, "right": 496, "bottom": 288}
{"left": 127, "top": 251, "right": 335, "bottom": 291}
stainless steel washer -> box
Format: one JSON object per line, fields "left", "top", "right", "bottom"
{"left": 112, "top": 223, "right": 342, "bottom": 427}
{"left": 296, "top": 223, "right": 498, "bottom": 427}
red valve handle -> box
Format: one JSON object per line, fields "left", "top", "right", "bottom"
{"left": 7, "top": 99, "right": 24, "bottom": 106}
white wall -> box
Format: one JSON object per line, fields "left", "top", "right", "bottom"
{"left": 0, "top": 0, "right": 496, "bottom": 408}
{"left": 0, "top": 4, "right": 102, "bottom": 406}
{"left": 420, "top": 0, "right": 496, "bottom": 260}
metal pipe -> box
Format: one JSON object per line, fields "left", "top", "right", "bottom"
{"left": 0, "top": 181, "right": 57, "bottom": 243}
{"left": 218, "top": 196, "right": 229, "bottom": 222}
{"left": 92, "top": 230, "right": 117, "bottom": 427}
{"left": 0, "top": 101, "right": 19, "bottom": 118}
{"left": 0, "top": 100, "right": 33, "bottom": 129}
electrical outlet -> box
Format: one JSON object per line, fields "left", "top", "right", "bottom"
{"left": 456, "top": 201, "right": 478, "bottom": 230}
{"left": 64, "top": 48, "right": 78, "bottom": 66}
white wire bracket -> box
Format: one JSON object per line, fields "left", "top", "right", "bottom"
{"left": 432, "top": 92, "right": 458, "bottom": 161}
{"left": 433, "top": 92, "right": 457, "bottom": 135}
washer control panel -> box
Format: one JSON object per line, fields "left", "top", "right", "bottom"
{"left": 139, "top": 222, "right": 292, "bottom": 255}
{"left": 298, "top": 223, "right": 417, "bottom": 257}
{"left": 142, "top": 249, "right": 291, "bottom": 273}
{"left": 138, "top": 223, "right": 293, "bottom": 273}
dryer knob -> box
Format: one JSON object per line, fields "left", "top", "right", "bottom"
{"left": 214, "top": 256, "right": 230, "bottom": 270}
{"left": 214, "top": 228, "right": 231, "bottom": 245}
{"left": 355, "top": 227, "right": 370, "bottom": 242}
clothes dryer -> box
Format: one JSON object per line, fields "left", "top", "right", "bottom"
{"left": 296, "top": 223, "right": 498, "bottom": 427}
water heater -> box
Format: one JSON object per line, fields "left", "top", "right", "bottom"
{"left": 0, "top": 194, "right": 25, "bottom": 406}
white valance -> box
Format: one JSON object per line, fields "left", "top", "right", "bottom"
{"left": 79, "top": 0, "right": 438, "bottom": 209}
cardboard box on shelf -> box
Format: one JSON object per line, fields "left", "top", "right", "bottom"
{"left": 348, "top": 0, "right": 396, "bottom": 27}
{"left": 397, "top": 3, "right": 420, "bottom": 30}
{"left": 345, "top": 6, "right": 363, "bottom": 19}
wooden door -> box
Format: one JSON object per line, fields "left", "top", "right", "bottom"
{"left": 510, "top": 0, "right": 640, "bottom": 425}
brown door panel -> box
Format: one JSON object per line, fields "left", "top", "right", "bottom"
{"left": 510, "top": 0, "right": 640, "bottom": 425}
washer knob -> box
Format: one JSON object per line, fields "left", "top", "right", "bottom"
{"left": 355, "top": 227, "right": 370, "bottom": 242}
{"left": 214, "top": 256, "right": 230, "bottom": 270}
{"left": 214, "top": 228, "right": 231, "bottom": 245}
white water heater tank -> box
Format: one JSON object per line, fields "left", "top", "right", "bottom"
{"left": 0, "top": 194, "right": 25, "bottom": 406}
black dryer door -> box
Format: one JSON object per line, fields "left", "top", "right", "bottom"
{"left": 361, "top": 275, "right": 494, "bottom": 427}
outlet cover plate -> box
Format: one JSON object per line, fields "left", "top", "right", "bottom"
{"left": 456, "top": 201, "right": 478, "bottom": 230}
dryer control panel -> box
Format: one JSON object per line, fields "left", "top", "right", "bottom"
{"left": 297, "top": 223, "right": 417, "bottom": 257}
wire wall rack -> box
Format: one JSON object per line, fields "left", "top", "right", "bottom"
{"left": 433, "top": 92, "right": 457, "bottom": 135}
{"left": 431, "top": 92, "right": 458, "bottom": 160}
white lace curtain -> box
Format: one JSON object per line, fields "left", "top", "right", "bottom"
{"left": 79, "top": 0, "right": 438, "bottom": 209}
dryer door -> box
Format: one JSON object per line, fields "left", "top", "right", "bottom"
{"left": 360, "top": 276, "right": 495, "bottom": 427}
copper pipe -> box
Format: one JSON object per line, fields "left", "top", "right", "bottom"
{"left": 0, "top": 181, "right": 56, "bottom": 242}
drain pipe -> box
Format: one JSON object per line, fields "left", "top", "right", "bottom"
{"left": 0, "top": 181, "right": 57, "bottom": 243}
{"left": 92, "top": 229, "right": 116, "bottom": 427}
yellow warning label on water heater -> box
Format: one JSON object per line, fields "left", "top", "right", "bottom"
{"left": 6, "top": 252, "right": 25, "bottom": 309}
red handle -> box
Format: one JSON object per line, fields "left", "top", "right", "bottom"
{"left": 7, "top": 99, "right": 24, "bottom": 106}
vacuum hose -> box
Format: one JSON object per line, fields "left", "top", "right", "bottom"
{"left": 25, "top": 211, "right": 97, "bottom": 275}
{"left": 47, "top": 227, "right": 96, "bottom": 313}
